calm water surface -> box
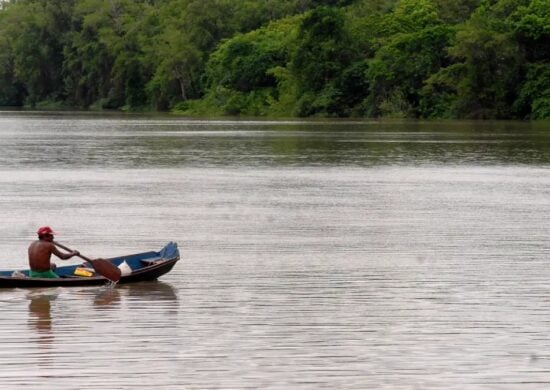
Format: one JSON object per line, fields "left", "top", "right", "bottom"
{"left": 1, "top": 111, "right": 550, "bottom": 389}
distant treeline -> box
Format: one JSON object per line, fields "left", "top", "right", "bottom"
{"left": 0, "top": 0, "right": 548, "bottom": 119}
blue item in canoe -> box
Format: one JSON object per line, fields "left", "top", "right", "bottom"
{"left": 0, "top": 242, "right": 179, "bottom": 288}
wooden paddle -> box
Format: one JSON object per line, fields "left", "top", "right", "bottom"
{"left": 53, "top": 241, "right": 122, "bottom": 282}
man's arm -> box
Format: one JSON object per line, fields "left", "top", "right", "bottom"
{"left": 51, "top": 244, "right": 79, "bottom": 260}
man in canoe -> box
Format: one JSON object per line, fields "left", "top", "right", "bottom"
{"left": 28, "top": 226, "right": 80, "bottom": 278}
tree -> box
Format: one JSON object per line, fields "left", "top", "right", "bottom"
{"left": 289, "top": 6, "right": 355, "bottom": 115}
{"left": 3, "top": 0, "right": 75, "bottom": 106}
{"left": 0, "top": 33, "right": 25, "bottom": 105}
{"left": 366, "top": 25, "right": 454, "bottom": 117}
{"left": 64, "top": 0, "right": 155, "bottom": 109}
{"left": 147, "top": 28, "right": 201, "bottom": 108}
{"left": 513, "top": 0, "right": 549, "bottom": 62}
{"left": 432, "top": 0, "right": 481, "bottom": 24}
{"left": 446, "top": 3, "right": 524, "bottom": 118}
{"left": 511, "top": 0, "right": 550, "bottom": 118}
{"left": 361, "top": 0, "right": 450, "bottom": 117}
{"left": 515, "top": 63, "right": 550, "bottom": 119}
{"left": 202, "top": 16, "right": 298, "bottom": 115}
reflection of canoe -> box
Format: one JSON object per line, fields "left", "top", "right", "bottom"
{"left": 28, "top": 294, "right": 55, "bottom": 332}
{"left": 117, "top": 281, "right": 178, "bottom": 301}
{"left": 0, "top": 242, "right": 180, "bottom": 288}
{"left": 94, "top": 281, "right": 178, "bottom": 307}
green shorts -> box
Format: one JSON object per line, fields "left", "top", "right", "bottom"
{"left": 29, "top": 269, "right": 59, "bottom": 278}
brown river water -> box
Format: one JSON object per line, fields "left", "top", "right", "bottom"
{"left": 1, "top": 112, "right": 550, "bottom": 389}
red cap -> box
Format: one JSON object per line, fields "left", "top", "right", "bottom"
{"left": 37, "top": 226, "right": 56, "bottom": 236}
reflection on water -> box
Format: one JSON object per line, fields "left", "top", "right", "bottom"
{"left": 26, "top": 282, "right": 179, "bottom": 331}
{"left": 93, "top": 287, "right": 121, "bottom": 308}
{"left": 28, "top": 292, "right": 56, "bottom": 345}
{"left": 118, "top": 281, "right": 179, "bottom": 301}
{"left": 0, "top": 113, "right": 550, "bottom": 169}
{"left": 8, "top": 282, "right": 180, "bottom": 389}
{"left": 1, "top": 113, "right": 550, "bottom": 389}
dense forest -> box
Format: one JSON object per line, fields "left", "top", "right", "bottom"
{"left": 0, "top": 0, "right": 548, "bottom": 119}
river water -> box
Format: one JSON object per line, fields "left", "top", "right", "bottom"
{"left": 1, "top": 112, "right": 550, "bottom": 389}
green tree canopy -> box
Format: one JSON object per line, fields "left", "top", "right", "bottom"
{"left": 0, "top": 0, "right": 548, "bottom": 119}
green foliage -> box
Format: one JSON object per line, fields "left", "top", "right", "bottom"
{"left": 445, "top": 2, "right": 524, "bottom": 118}
{"left": 288, "top": 7, "right": 359, "bottom": 116}
{"left": 0, "top": 0, "right": 548, "bottom": 118}
{"left": 366, "top": 25, "right": 455, "bottom": 117}
{"left": 0, "top": 30, "right": 25, "bottom": 105}
{"left": 392, "top": 0, "right": 441, "bottom": 32}
{"left": 62, "top": 0, "right": 153, "bottom": 109}
{"left": 291, "top": 7, "right": 351, "bottom": 91}
{"left": 420, "top": 63, "right": 465, "bottom": 118}
{"left": 207, "top": 25, "right": 293, "bottom": 93}
{"left": 512, "top": 0, "right": 550, "bottom": 62}
{"left": 432, "top": 0, "right": 481, "bottom": 24}
{"left": 513, "top": 0, "right": 550, "bottom": 40}
{"left": 515, "top": 63, "right": 550, "bottom": 119}
{"left": 199, "top": 16, "right": 299, "bottom": 116}
{"left": 0, "top": 0, "right": 75, "bottom": 106}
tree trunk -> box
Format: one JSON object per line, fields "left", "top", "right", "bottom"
{"left": 178, "top": 78, "right": 187, "bottom": 101}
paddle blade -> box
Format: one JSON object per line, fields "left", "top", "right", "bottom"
{"left": 90, "top": 259, "right": 122, "bottom": 282}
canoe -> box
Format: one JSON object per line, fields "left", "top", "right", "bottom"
{"left": 0, "top": 242, "right": 179, "bottom": 288}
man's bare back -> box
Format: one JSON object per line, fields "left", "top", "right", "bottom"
{"left": 28, "top": 240, "right": 59, "bottom": 271}
{"left": 28, "top": 226, "right": 79, "bottom": 272}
